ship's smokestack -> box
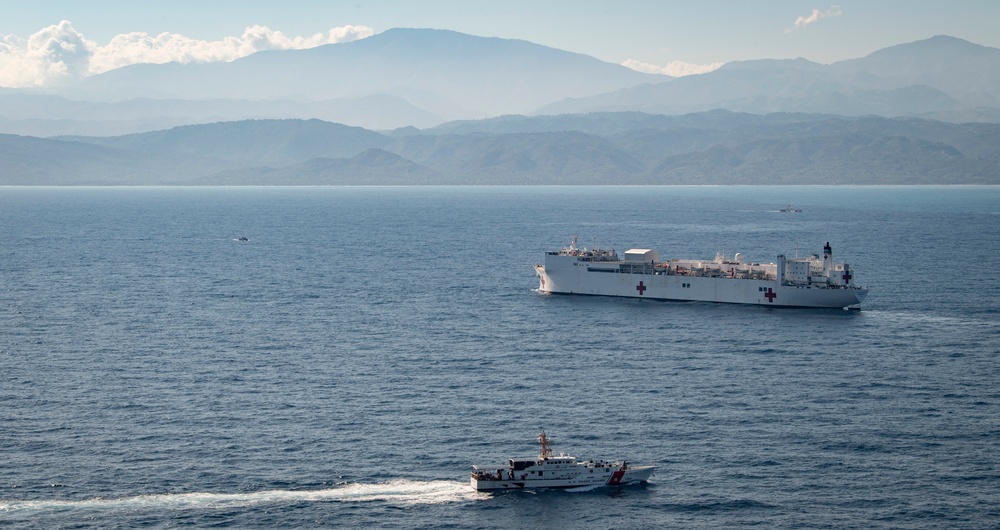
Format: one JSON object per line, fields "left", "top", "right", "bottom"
{"left": 823, "top": 242, "right": 832, "bottom": 275}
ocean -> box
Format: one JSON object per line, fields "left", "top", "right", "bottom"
{"left": 1, "top": 186, "right": 998, "bottom": 528}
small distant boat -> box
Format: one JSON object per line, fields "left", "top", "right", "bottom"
{"left": 470, "top": 431, "right": 655, "bottom": 491}
{"left": 237, "top": 236, "right": 249, "bottom": 242}
{"left": 778, "top": 205, "right": 802, "bottom": 213}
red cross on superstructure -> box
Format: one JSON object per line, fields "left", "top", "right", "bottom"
{"left": 764, "top": 287, "right": 777, "bottom": 303}
{"left": 842, "top": 271, "right": 852, "bottom": 284}
{"left": 636, "top": 281, "right": 646, "bottom": 296}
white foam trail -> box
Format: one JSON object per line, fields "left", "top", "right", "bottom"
{"left": 0, "top": 479, "right": 480, "bottom": 514}
{"left": 869, "top": 310, "right": 999, "bottom": 330}
{"left": 564, "top": 484, "right": 603, "bottom": 493}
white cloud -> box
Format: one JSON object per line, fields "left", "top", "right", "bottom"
{"left": 0, "top": 21, "right": 374, "bottom": 88}
{"left": 622, "top": 59, "right": 724, "bottom": 77}
{"left": 787, "top": 5, "right": 843, "bottom": 33}
{"left": 0, "top": 21, "right": 94, "bottom": 87}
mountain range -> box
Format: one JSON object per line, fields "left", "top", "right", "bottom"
{"left": 0, "top": 28, "right": 658, "bottom": 136}
{"left": 1, "top": 29, "right": 998, "bottom": 185}
{"left": 2, "top": 111, "right": 996, "bottom": 185}
{"left": 538, "top": 36, "right": 1000, "bottom": 123}
{"left": 1, "top": 30, "right": 999, "bottom": 137}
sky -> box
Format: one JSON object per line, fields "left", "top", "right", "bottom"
{"left": 1, "top": 0, "right": 999, "bottom": 88}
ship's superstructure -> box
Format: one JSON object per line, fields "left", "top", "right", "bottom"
{"left": 534, "top": 237, "right": 867, "bottom": 309}
{"left": 471, "top": 431, "right": 655, "bottom": 491}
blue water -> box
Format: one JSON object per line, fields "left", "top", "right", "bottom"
{"left": 1, "top": 186, "right": 998, "bottom": 528}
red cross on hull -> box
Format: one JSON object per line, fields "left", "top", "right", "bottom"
{"left": 764, "top": 287, "right": 777, "bottom": 303}
{"left": 636, "top": 281, "right": 646, "bottom": 295}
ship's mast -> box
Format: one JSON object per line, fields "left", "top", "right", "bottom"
{"left": 537, "top": 431, "right": 553, "bottom": 459}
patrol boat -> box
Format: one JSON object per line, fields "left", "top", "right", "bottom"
{"left": 470, "top": 431, "right": 655, "bottom": 491}
{"left": 534, "top": 237, "right": 867, "bottom": 309}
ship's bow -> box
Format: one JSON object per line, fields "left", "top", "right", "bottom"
{"left": 623, "top": 465, "right": 655, "bottom": 484}
{"left": 533, "top": 264, "right": 550, "bottom": 293}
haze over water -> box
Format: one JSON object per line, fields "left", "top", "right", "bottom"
{"left": 2, "top": 186, "right": 998, "bottom": 528}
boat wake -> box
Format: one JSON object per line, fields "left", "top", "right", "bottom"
{"left": 869, "top": 310, "right": 1000, "bottom": 330}
{"left": 0, "top": 479, "right": 479, "bottom": 514}
{"left": 564, "top": 485, "right": 603, "bottom": 493}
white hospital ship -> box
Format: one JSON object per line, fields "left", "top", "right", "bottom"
{"left": 534, "top": 237, "right": 867, "bottom": 309}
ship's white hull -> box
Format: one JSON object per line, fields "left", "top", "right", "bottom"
{"left": 471, "top": 465, "right": 655, "bottom": 491}
{"left": 535, "top": 263, "right": 867, "bottom": 309}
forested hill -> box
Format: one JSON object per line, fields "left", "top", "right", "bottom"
{"left": 2, "top": 112, "right": 997, "bottom": 185}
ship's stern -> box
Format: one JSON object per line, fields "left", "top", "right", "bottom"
{"left": 846, "top": 287, "right": 868, "bottom": 309}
